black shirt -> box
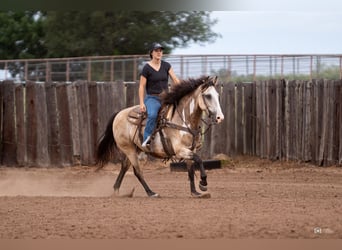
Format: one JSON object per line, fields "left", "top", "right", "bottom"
{"left": 141, "top": 60, "right": 171, "bottom": 95}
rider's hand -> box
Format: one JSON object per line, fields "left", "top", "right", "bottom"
{"left": 140, "top": 103, "right": 146, "bottom": 113}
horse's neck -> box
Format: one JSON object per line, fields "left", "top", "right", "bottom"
{"left": 171, "top": 93, "right": 202, "bottom": 129}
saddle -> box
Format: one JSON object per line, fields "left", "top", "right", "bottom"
{"left": 127, "top": 105, "right": 176, "bottom": 157}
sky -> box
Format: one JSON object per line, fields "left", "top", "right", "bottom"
{"left": 173, "top": 1, "right": 342, "bottom": 55}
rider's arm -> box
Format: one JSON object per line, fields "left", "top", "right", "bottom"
{"left": 169, "top": 67, "right": 180, "bottom": 85}
{"left": 139, "top": 75, "right": 147, "bottom": 112}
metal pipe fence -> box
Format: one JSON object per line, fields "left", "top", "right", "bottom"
{"left": 1, "top": 54, "right": 342, "bottom": 83}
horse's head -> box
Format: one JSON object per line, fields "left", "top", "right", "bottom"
{"left": 198, "top": 76, "right": 224, "bottom": 124}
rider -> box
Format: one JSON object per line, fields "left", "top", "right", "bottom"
{"left": 139, "top": 42, "right": 180, "bottom": 149}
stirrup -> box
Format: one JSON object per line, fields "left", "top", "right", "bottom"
{"left": 142, "top": 136, "right": 151, "bottom": 148}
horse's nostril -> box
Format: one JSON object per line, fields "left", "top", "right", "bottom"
{"left": 216, "top": 116, "right": 224, "bottom": 123}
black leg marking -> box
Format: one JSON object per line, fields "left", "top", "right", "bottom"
{"left": 193, "top": 153, "right": 208, "bottom": 191}
{"left": 132, "top": 167, "right": 158, "bottom": 197}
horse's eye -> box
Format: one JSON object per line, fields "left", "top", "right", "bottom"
{"left": 203, "top": 94, "right": 212, "bottom": 100}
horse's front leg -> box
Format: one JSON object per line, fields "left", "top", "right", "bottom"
{"left": 187, "top": 161, "right": 201, "bottom": 197}
{"left": 193, "top": 153, "right": 207, "bottom": 192}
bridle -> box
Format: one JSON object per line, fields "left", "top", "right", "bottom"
{"left": 158, "top": 83, "right": 217, "bottom": 152}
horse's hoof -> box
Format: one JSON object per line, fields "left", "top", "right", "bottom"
{"left": 149, "top": 193, "right": 160, "bottom": 198}
{"left": 191, "top": 192, "right": 211, "bottom": 199}
{"left": 199, "top": 183, "right": 208, "bottom": 192}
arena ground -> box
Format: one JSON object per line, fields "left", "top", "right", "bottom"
{"left": 0, "top": 156, "right": 341, "bottom": 239}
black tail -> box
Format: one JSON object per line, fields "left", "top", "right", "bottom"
{"left": 95, "top": 112, "right": 118, "bottom": 168}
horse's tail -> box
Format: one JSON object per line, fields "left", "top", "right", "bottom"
{"left": 95, "top": 112, "right": 118, "bottom": 169}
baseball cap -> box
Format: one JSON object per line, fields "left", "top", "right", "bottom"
{"left": 150, "top": 42, "right": 164, "bottom": 51}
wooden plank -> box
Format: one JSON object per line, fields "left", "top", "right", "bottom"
{"left": 265, "top": 80, "right": 270, "bottom": 159}
{"left": 318, "top": 80, "right": 328, "bottom": 166}
{"left": 278, "top": 79, "right": 286, "bottom": 160}
{"left": 75, "top": 81, "right": 94, "bottom": 165}
{"left": 262, "top": 80, "right": 268, "bottom": 158}
{"left": 295, "top": 80, "right": 303, "bottom": 161}
{"left": 286, "top": 80, "right": 296, "bottom": 160}
{"left": 96, "top": 82, "right": 108, "bottom": 146}
{"left": 310, "top": 79, "right": 321, "bottom": 165}
{"left": 226, "top": 83, "right": 236, "bottom": 155}
{"left": 255, "top": 80, "right": 262, "bottom": 157}
{"left": 88, "top": 82, "right": 99, "bottom": 162}
{"left": 326, "top": 80, "right": 335, "bottom": 165}
{"left": 315, "top": 79, "right": 324, "bottom": 165}
{"left": 296, "top": 80, "right": 303, "bottom": 161}
{"left": 112, "top": 81, "right": 126, "bottom": 112}
{"left": 15, "top": 84, "right": 26, "bottom": 166}
{"left": 35, "top": 82, "right": 49, "bottom": 166}
{"left": 125, "top": 81, "right": 139, "bottom": 108}
{"left": 260, "top": 81, "right": 269, "bottom": 158}
{"left": 303, "top": 80, "right": 312, "bottom": 162}
{"left": 251, "top": 81, "right": 257, "bottom": 156}
{"left": 45, "top": 82, "right": 60, "bottom": 166}
{"left": 56, "top": 83, "right": 73, "bottom": 166}
{"left": 243, "top": 82, "right": 254, "bottom": 155}
{"left": 68, "top": 82, "right": 80, "bottom": 164}
{"left": 235, "top": 83, "right": 243, "bottom": 154}
{"left": 332, "top": 80, "right": 341, "bottom": 165}
{"left": 275, "top": 79, "right": 285, "bottom": 160}
{"left": 25, "top": 81, "right": 37, "bottom": 165}
{"left": 1, "top": 81, "right": 17, "bottom": 165}
{"left": 267, "top": 79, "right": 278, "bottom": 160}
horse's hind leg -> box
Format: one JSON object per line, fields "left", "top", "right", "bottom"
{"left": 132, "top": 166, "right": 159, "bottom": 197}
{"left": 113, "top": 157, "right": 130, "bottom": 195}
{"left": 125, "top": 152, "right": 159, "bottom": 197}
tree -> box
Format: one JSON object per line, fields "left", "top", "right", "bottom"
{"left": 0, "top": 11, "right": 47, "bottom": 59}
{"left": 43, "top": 11, "right": 220, "bottom": 57}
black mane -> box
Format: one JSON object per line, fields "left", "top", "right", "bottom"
{"left": 161, "top": 76, "right": 212, "bottom": 106}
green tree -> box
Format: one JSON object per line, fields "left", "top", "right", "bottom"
{"left": 0, "top": 11, "right": 47, "bottom": 59}
{"left": 43, "top": 11, "right": 219, "bottom": 57}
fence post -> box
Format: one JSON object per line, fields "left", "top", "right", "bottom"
{"left": 87, "top": 59, "right": 91, "bottom": 82}
{"left": 253, "top": 56, "right": 256, "bottom": 81}
{"left": 110, "top": 58, "right": 114, "bottom": 82}
{"left": 25, "top": 61, "right": 28, "bottom": 82}
{"left": 66, "top": 60, "right": 70, "bottom": 82}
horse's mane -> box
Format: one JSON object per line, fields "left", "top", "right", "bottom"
{"left": 161, "top": 75, "right": 212, "bottom": 106}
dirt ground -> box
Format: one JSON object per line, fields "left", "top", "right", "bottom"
{"left": 0, "top": 155, "right": 341, "bottom": 239}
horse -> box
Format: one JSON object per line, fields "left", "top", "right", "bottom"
{"left": 95, "top": 75, "right": 224, "bottom": 198}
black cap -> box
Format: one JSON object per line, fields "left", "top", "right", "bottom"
{"left": 150, "top": 42, "right": 164, "bottom": 52}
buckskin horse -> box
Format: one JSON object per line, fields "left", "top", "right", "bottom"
{"left": 96, "top": 75, "right": 224, "bottom": 198}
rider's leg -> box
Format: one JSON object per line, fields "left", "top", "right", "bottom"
{"left": 143, "top": 95, "right": 161, "bottom": 145}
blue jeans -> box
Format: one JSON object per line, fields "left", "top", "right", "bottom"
{"left": 144, "top": 95, "right": 161, "bottom": 141}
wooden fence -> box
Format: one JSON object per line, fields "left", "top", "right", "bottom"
{"left": 0, "top": 79, "right": 341, "bottom": 167}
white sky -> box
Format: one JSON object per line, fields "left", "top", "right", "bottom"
{"left": 173, "top": 1, "right": 342, "bottom": 55}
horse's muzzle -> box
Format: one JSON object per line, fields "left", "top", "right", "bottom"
{"left": 209, "top": 112, "right": 224, "bottom": 124}
{"left": 215, "top": 115, "right": 224, "bottom": 124}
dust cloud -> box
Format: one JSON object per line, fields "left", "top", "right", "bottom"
{"left": 0, "top": 166, "right": 135, "bottom": 197}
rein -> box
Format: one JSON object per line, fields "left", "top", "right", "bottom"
{"left": 157, "top": 99, "right": 214, "bottom": 155}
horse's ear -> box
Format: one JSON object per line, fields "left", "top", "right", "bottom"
{"left": 209, "top": 76, "right": 218, "bottom": 86}
{"left": 213, "top": 76, "right": 218, "bottom": 85}
{"left": 202, "top": 76, "right": 210, "bottom": 83}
